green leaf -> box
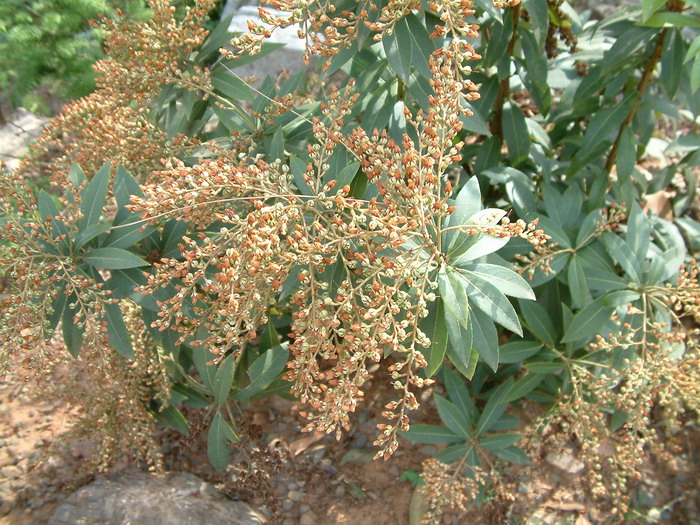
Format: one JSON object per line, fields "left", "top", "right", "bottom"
{"left": 470, "top": 308, "right": 500, "bottom": 371}
{"left": 62, "top": 293, "right": 84, "bottom": 358}
{"left": 77, "top": 162, "right": 111, "bottom": 230}
{"left": 461, "top": 271, "right": 522, "bottom": 336}
{"left": 434, "top": 443, "right": 471, "bottom": 464}
{"left": 489, "top": 445, "right": 530, "bottom": 464}
{"left": 269, "top": 128, "right": 284, "bottom": 162}
{"left": 112, "top": 166, "right": 143, "bottom": 209}
{"left": 84, "top": 247, "right": 148, "bottom": 270}
{"left": 641, "top": 12, "right": 700, "bottom": 28}
{"left": 567, "top": 256, "right": 589, "bottom": 310}
{"left": 478, "top": 433, "right": 522, "bottom": 451}
{"left": 74, "top": 223, "right": 111, "bottom": 251}
{"left": 442, "top": 367, "right": 478, "bottom": 424}
{"left": 601, "top": 232, "right": 642, "bottom": 282}
{"left": 155, "top": 406, "right": 189, "bottom": 435}
{"left": 616, "top": 126, "right": 636, "bottom": 184}
{"left": 503, "top": 374, "right": 545, "bottom": 403}
{"left": 46, "top": 282, "right": 68, "bottom": 337}
{"left": 459, "top": 263, "right": 535, "bottom": 301}
{"left": 601, "top": 27, "right": 656, "bottom": 75}
{"left": 627, "top": 202, "right": 651, "bottom": 260}
{"left": 523, "top": 361, "right": 565, "bottom": 374}
{"left": 642, "top": 0, "right": 667, "bottom": 21}
{"left": 499, "top": 340, "right": 543, "bottom": 364}
{"left": 585, "top": 268, "right": 629, "bottom": 292}
{"left": 445, "top": 177, "right": 482, "bottom": 252}
{"left": 691, "top": 55, "right": 700, "bottom": 93}
{"left": 439, "top": 266, "right": 470, "bottom": 329}
{"left": 213, "top": 353, "right": 236, "bottom": 407}
{"left": 400, "top": 424, "right": 463, "bottom": 444}
{"left": 404, "top": 13, "right": 437, "bottom": 78}
{"left": 103, "top": 302, "right": 134, "bottom": 359}
{"left": 562, "top": 296, "right": 615, "bottom": 343}
{"left": 663, "top": 30, "right": 685, "bottom": 97}
{"left": 193, "top": 347, "right": 217, "bottom": 393}
{"left": 207, "top": 411, "right": 239, "bottom": 471}
{"left": 450, "top": 210, "right": 510, "bottom": 264}
{"left": 581, "top": 93, "right": 635, "bottom": 152}
{"left": 210, "top": 66, "right": 254, "bottom": 101}
{"left": 434, "top": 395, "right": 473, "bottom": 439}
{"left": 576, "top": 209, "right": 603, "bottom": 249}
{"left": 383, "top": 17, "right": 413, "bottom": 81}
{"left": 235, "top": 344, "right": 289, "bottom": 400}
{"left": 476, "top": 379, "right": 513, "bottom": 436}
{"left": 422, "top": 299, "right": 449, "bottom": 378}
{"left": 502, "top": 101, "right": 530, "bottom": 163}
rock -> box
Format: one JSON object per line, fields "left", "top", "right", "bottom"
{"left": 545, "top": 450, "right": 585, "bottom": 475}
{"left": 419, "top": 445, "right": 437, "bottom": 456}
{"left": 0, "top": 108, "right": 50, "bottom": 171}
{"left": 300, "top": 511, "right": 318, "bottom": 525}
{"left": 0, "top": 466, "right": 21, "bottom": 478}
{"left": 281, "top": 500, "right": 294, "bottom": 511}
{"left": 288, "top": 490, "right": 304, "bottom": 502}
{"left": 48, "top": 471, "right": 264, "bottom": 525}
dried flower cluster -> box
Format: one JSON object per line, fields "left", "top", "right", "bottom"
{"left": 130, "top": 22, "right": 546, "bottom": 456}
{"left": 544, "top": 262, "right": 700, "bottom": 515}
{"left": 16, "top": 0, "right": 214, "bottom": 182}
{"left": 417, "top": 457, "right": 509, "bottom": 524}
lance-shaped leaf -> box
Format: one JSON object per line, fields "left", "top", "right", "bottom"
{"left": 207, "top": 411, "right": 239, "bottom": 471}
{"left": 435, "top": 394, "right": 472, "bottom": 439}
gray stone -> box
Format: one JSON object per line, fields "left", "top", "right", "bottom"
{"left": 545, "top": 450, "right": 585, "bottom": 474}
{"left": 0, "top": 108, "right": 49, "bottom": 171}
{"left": 48, "top": 471, "right": 264, "bottom": 525}
{"left": 419, "top": 445, "right": 437, "bottom": 456}
{"left": 287, "top": 490, "right": 304, "bottom": 502}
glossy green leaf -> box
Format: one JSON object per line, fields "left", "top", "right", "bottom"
{"left": 400, "top": 424, "right": 463, "bottom": 444}
{"left": 235, "top": 344, "right": 289, "bottom": 400}
{"left": 442, "top": 367, "right": 479, "bottom": 424}
{"left": 642, "top": 0, "right": 667, "bottom": 21}
{"left": 489, "top": 445, "right": 530, "bottom": 464}
{"left": 77, "top": 162, "right": 111, "bottom": 230}
{"left": 435, "top": 395, "right": 473, "bottom": 439}
{"left": 444, "top": 176, "right": 482, "bottom": 252}
{"left": 601, "top": 232, "right": 642, "bottom": 282}
{"left": 210, "top": 66, "right": 254, "bottom": 101}
{"left": 478, "top": 433, "right": 522, "bottom": 451}
{"left": 62, "top": 293, "right": 84, "bottom": 358}
{"left": 193, "top": 347, "right": 217, "bottom": 393}
{"left": 421, "top": 299, "right": 449, "bottom": 378}
{"left": 519, "top": 300, "right": 556, "bottom": 347}
{"left": 616, "top": 126, "right": 636, "bottom": 183}
{"left": 581, "top": 93, "right": 635, "bottom": 152}
{"left": 567, "top": 256, "right": 589, "bottom": 310}
{"left": 213, "top": 353, "right": 236, "bottom": 407}
{"left": 499, "top": 340, "right": 543, "bottom": 364}
{"left": 84, "top": 247, "right": 149, "bottom": 270}
{"left": 461, "top": 270, "right": 522, "bottom": 336}
{"left": 156, "top": 406, "right": 189, "bottom": 435}
{"left": 459, "top": 263, "right": 535, "bottom": 301}
{"left": 503, "top": 373, "right": 546, "bottom": 403}
{"left": 523, "top": 361, "right": 565, "bottom": 374}
{"left": 207, "top": 411, "right": 239, "bottom": 471}
{"left": 103, "top": 302, "right": 134, "bottom": 359}
{"left": 502, "top": 101, "right": 530, "bottom": 163}
{"left": 439, "top": 266, "right": 470, "bottom": 328}
{"left": 470, "top": 308, "right": 500, "bottom": 371}
{"left": 585, "top": 268, "right": 629, "bottom": 292}
{"left": 562, "top": 296, "right": 615, "bottom": 343}
{"left": 476, "top": 379, "right": 513, "bottom": 436}
{"left": 383, "top": 17, "right": 413, "bottom": 81}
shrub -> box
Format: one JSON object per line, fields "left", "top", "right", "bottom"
{"left": 1, "top": 0, "right": 700, "bottom": 522}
